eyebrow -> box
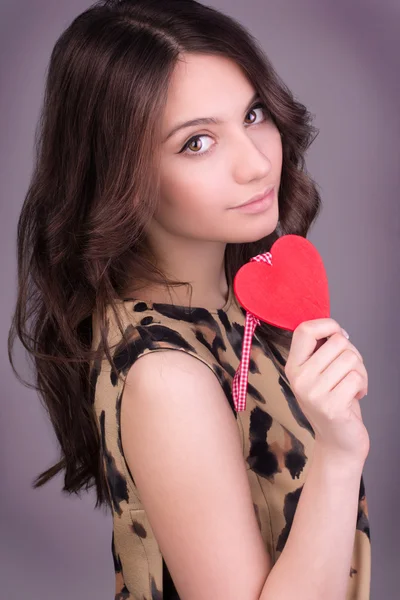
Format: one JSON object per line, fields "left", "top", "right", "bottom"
{"left": 162, "top": 91, "right": 261, "bottom": 143}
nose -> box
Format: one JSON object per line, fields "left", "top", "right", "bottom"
{"left": 233, "top": 131, "right": 271, "bottom": 182}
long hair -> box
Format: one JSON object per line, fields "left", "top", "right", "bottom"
{"left": 7, "top": 0, "right": 322, "bottom": 510}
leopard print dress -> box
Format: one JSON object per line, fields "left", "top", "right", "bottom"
{"left": 91, "top": 285, "right": 371, "bottom": 599}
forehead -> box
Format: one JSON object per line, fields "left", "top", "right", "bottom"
{"left": 162, "top": 53, "right": 254, "bottom": 124}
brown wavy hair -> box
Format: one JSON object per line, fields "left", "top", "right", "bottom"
{"left": 7, "top": 0, "right": 322, "bottom": 510}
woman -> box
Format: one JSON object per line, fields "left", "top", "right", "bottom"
{"left": 8, "top": 0, "right": 371, "bottom": 598}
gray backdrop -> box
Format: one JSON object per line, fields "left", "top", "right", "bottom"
{"left": 1, "top": 0, "right": 399, "bottom": 598}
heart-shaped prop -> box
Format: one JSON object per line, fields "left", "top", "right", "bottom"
{"left": 233, "top": 234, "right": 330, "bottom": 331}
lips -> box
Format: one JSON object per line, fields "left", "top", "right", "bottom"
{"left": 236, "top": 185, "right": 275, "bottom": 208}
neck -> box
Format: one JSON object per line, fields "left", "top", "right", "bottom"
{"left": 126, "top": 239, "right": 230, "bottom": 309}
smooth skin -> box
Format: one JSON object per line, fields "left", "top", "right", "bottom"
{"left": 121, "top": 318, "right": 368, "bottom": 599}
{"left": 126, "top": 52, "right": 282, "bottom": 308}
{"left": 121, "top": 53, "right": 370, "bottom": 599}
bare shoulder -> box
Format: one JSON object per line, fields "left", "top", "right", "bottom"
{"left": 123, "top": 348, "right": 234, "bottom": 422}
{"left": 120, "top": 349, "right": 272, "bottom": 600}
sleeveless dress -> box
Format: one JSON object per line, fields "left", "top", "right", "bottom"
{"left": 90, "top": 284, "right": 371, "bottom": 599}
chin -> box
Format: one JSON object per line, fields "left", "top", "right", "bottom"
{"left": 226, "top": 229, "right": 278, "bottom": 244}
{"left": 230, "top": 217, "right": 279, "bottom": 243}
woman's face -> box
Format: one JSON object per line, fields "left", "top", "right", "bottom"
{"left": 154, "top": 53, "right": 282, "bottom": 245}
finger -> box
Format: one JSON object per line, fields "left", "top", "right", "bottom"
{"left": 307, "top": 333, "right": 363, "bottom": 374}
{"left": 330, "top": 369, "right": 367, "bottom": 405}
{"left": 354, "top": 389, "right": 368, "bottom": 402}
{"left": 289, "top": 319, "right": 344, "bottom": 369}
{"left": 352, "top": 397, "right": 363, "bottom": 420}
{"left": 321, "top": 354, "right": 368, "bottom": 397}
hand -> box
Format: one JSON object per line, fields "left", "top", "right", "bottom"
{"left": 284, "top": 318, "right": 370, "bottom": 461}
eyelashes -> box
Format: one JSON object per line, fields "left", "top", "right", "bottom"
{"left": 179, "top": 101, "right": 271, "bottom": 158}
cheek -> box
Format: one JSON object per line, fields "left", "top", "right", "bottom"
{"left": 273, "top": 139, "right": 283, "bottom": 168}
{"left": 158, "top": 163, "right": 225, "bottom": 220}
{"left": 256, "top": 127, "right": 283, "bottom": 164}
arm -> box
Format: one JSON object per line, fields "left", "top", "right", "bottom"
{"left": 259, "top": 445, "right": 364, "bottom": 600}
{"left": 121, "top": 349, "right": 364, "bottom": 600}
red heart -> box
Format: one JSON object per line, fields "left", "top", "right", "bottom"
{"left": 233, "top": 234, "right": 330, "bottom": 331}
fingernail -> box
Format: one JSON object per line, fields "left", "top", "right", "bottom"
{"left": 341, "top": 328, "right": 350, "bottom": 339}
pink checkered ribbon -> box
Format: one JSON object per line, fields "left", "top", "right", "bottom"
{"left": 232, "top": 251, "right": 273, "bottom": 412}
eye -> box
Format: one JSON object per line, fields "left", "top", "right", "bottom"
{"left": 179, "top": 101, "right": 270, "bottom": 158}
{"left": 244, "top": 101, "right": 270, "bottom": 125}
